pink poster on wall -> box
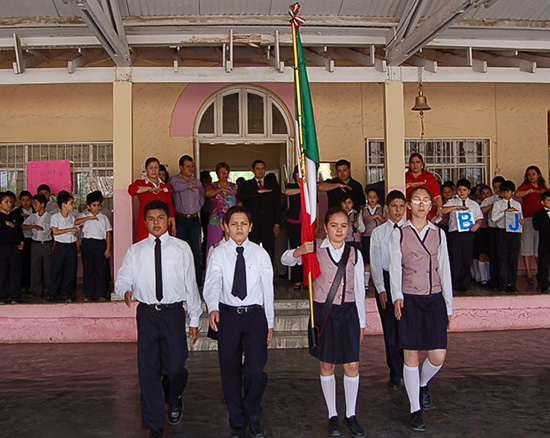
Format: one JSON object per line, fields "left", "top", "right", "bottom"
{"left": 27, "top": 160, "right": 72, "bottom": 194}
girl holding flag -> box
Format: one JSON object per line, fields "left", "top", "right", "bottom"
{"left": 281, "top": 208, "right": 367, "bottom": 438}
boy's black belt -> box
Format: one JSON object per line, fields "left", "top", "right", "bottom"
{"left": 141, "top": 301, "right": 183, "bottom": 311}
{"left": 219, "top": 303, "right": 263, "bottom": 314}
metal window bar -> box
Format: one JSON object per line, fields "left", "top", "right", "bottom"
{"left": 0, "top": 142, "right": 113, "bottom": 211}
{"left": 365, "top": 138, "right": 491, "bottom": 186}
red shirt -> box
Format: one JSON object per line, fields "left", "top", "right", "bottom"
{"left": 406, "top": 170, "right": 441, "bottom": 218}
{"left": 517, "top": 183, "right": 548, "bottom": 218}
{"left": 128, "top": 179, "right": 175, "bottom": 241}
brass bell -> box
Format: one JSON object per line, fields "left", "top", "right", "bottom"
{"left": 411, "top": 89, "right": 431, "bottom": 112}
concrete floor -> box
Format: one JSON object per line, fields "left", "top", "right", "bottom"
{"left": 1, "top": 329, "right": 549, "bottom": 438}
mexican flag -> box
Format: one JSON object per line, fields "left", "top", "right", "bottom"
{"left": 291, "top": 6, "right": 321, "bottom": 285}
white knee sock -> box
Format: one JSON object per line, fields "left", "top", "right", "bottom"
{"left": 472, "top": 259, "right": 481, "bottom": 282}
{"left": 364, "top": 272, "right": 370, "bottom": 288}
{"left": 403, "top": 365, "right": 421, "bottom": 413}
{"left": 343, "top": 375, "right": 359, "bottom": 418}
{"left": 479, "top": 262, "right": 491, "bottom": 281}
{"left": 420, "top": 358, "right": 442, "bottom": 387}
{"left": 320, "top": 375, "right": 338, "bottom": 418}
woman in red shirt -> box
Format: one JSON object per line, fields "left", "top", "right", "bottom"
{"left": 405, "top": 153, "right": 442, "bottom": 220}
{"left": 515, "top": 165, "right": 548, "bottom": 284}
{"left": 128, "top": 157, "right": 176, "bottom": 241}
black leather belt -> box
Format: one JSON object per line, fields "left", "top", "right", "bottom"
{"left": 175, "top": 212, "right": 198, "bottom": 219}
{"left": 219, "top": 303, "right": 263, "bottom": 314}
{"left": 142, "top": 301, "right": 183, "bottom": 311}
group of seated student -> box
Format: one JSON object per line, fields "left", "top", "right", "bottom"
{"left": 436, "top": 164, "right": 550, "bottom": 294}
{"left": 0, "top": 184, "right": 112, "bottom": 304}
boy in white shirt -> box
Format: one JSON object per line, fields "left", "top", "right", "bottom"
{"left": 78, "top": 192, "right": 113, "bottom": 301}
{"left": 47, "top": 192, "right": 85, "bottom": 302}
{"left": 22, "top": 195, "right": 52, "bottom": 298}
{"left": 203, "top": 205, "right": 274, "bottom": 438}
{"left": 442, "top": 178, "right": 483, "bottom": 292}
{"left": 491, "top": 180, "right": 524, "bottom": 293}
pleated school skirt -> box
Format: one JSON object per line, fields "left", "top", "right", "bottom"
{"left": 399, "top": 292, "right": 448, "bottom": 351}
{"left": 310, "top": 301, "right": 361, "bottom": 364}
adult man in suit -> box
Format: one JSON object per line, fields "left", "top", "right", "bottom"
{"left": 237, "top": 159, "right": 281, "bottom": 262}
{"left": 533, "top": 191, "right": 550, "bottom": 293}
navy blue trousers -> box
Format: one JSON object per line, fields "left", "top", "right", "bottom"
{"left": 137, "top": 303, "right": 189, "bottom": 431}
{"left": 175, "top": 216, "right": 202, "bottom": 284}
{"left": 0, "top": 243, "right": 22, "bottom": 301}
{"left": 496, "top": 229, "right": 520, "bottom": 288}
{"left": 217, "top": 304, "right": 268, "bottom": 429}
{"left": 48, "top": 242, "right": 77, "bottom": 300}
{"left": 448, "top": 231, "right": 476, "bottom": 290}
{"left": 375, "top": 271, "right": 404, "bottom": 383}
{"left": 81, "top": 238, "right": 108, "bottom": 299}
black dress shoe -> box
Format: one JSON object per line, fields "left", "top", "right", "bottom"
{"left": 328, "top": 416, "right": 342, "bottom": 437}
{"left": 168, "top": 398, "right": 183, "bottom": 425}
{"left": 230, "top": 426, "right": 245, "bottom": 438}
{"left": 409, "top": 410, "right": 426, "bottom": 432}
{"left": 249, "top": 420, "right": 265, "bottom": 438}
{"left": 420, "top": 385, "right": 432, "bottom": 410}
{"left": 343, "top": 416, "right": 366, "bottom": 438}
{"left": 387, "top": 379, "right": 401, "bottom": 390}
{"left": 149, "top": 429, "right": 164, "bottom": 438}
{"left": 506, "top": 285, "right": 519, "bottom": 293}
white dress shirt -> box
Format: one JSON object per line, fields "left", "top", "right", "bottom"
{"left": 446, "top": 197, "right": 484, "bottom": 232}
{"left": 115, "top": 232, "right": 202, "bottom": 327}
{"left": 491, "top": 198, "right": 523, "bottom": 229}
{"left": 370, "top": 219, "right": 405, "bottom": 294}
{"left": 46, "top": 200, "right": 60, "bottom": 215}
{"left": 480, "top": 194, "right": 500, "bottom": 227}
{"left": 203, "top": 238, "right": 275, "bottom": 328}
{"left": 50, "top": 212, "right": 77, "bottom": 243}
{"left": 21, "top": 208, "right": 33, "bottom": 238}
{"left": 24, "top": 211, "right": 52, "bottom": 242}
{"left": 351, "top": 209, "right": 366, "bottom": 234}
{"left": 78, "top": 211, "right": 112, "bottom": 240}
{"left": 389, "top": 221, "right": 453, "bottom": 315}
{"left": 280, "top": 238, "right": 366, "bottom": 328}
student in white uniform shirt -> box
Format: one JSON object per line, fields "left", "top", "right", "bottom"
{"left": 22, "top": 195, "right": 53, "bottom": 298}
{"left": 490, "top": 180, "right": 524, "bottom": 293}
{"left": 369, "top": 190, "right": 406, "bottom": 391}
{"left": 78, "top": 191, "right": 113, "bottom": 302}
{"left": 441, "top": 179, "right": 483, "bottom": 292}
{"left": 47, "top": 192, "right": 86, "bottom": 302}
{"left": 116, "top": 200, "right": 201, "bottom": 438}
{"left": 203, "top": 205, "right": 274, "bottom": 438}
{"left": 281, "top": 207, "right": 367, "bottom": 438}
{"left": 390, "top": 187, "right": 453, "bottom": 432}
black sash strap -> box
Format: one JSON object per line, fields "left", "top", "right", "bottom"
{"left": 317, "top": 244, "right": 351, "bottom": 333}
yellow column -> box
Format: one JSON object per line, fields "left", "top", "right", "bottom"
{"left": 384, "top": 80, "right": 406, "bottom": 194}
{"left": 113, "top": 81, "right": 133, "bottom": 283}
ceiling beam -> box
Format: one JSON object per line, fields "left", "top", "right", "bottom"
{"left": 333, "top": 46, "right": 375, "bottom": 66}
{"left": 472, "top": 50, "right": 536, "bottom": 73}
{"left": 516, "top": 52, "right": 550, "bottom": 68}
{"left": 407, "top": 54, "right": 438, "bottom": 73}
{"left": 386, "top": 0, "right": 427, "bottom": 51}
{"left": 386, "top": 0, "right": 474, "bottom": 66}
{"left": 69, "top": 0, "right": 131, "bottom": 67}
{"left": 303, "top": 48, "right": 334, "bottom": 72}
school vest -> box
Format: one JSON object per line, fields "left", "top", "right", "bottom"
{"left": 362, "top": 205, "right": 384, "bottom": 237}
{"left": 345, "top": 210, "right": 361, "bottom": 243}
{"left": 399, "top": 226, "right": 442, "bottom": 296}
{"left": 313, "top": 239, "right": 357, "bottom": 305}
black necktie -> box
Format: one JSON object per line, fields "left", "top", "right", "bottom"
{"left": 155, "top": 238, "right": 163, "bottom": 302}
{"left": 231, "top": 246, "right": 247, "bottom": 300}
{"left": 462, "top": 199, "right": 467, "bottom": 207}
{"left": 394, "top": 222, "right": 399, "bottom": 229}
{"left": 508, "top": 200, "right": 512, "bottom": 209}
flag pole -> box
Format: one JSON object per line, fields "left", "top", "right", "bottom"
{"left": 290, "top": 9, "right": 316, "bottom": 331}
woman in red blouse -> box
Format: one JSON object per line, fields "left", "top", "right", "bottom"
{"left": 405, "top": 153, "right": 442, "bottom": 220}
{"left": 128, "top": 157, "right": 176, "bottom": 241}
{"left": 515, "top": 165, "right": 548, "bottom": 284}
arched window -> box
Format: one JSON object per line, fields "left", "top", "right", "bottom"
{"left": 196, "top": 86, "right": 290, "bottom": 139}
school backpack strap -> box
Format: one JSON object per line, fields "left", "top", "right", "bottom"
{"left": 317, "top": 244, "right": 352, "bottom": 334}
